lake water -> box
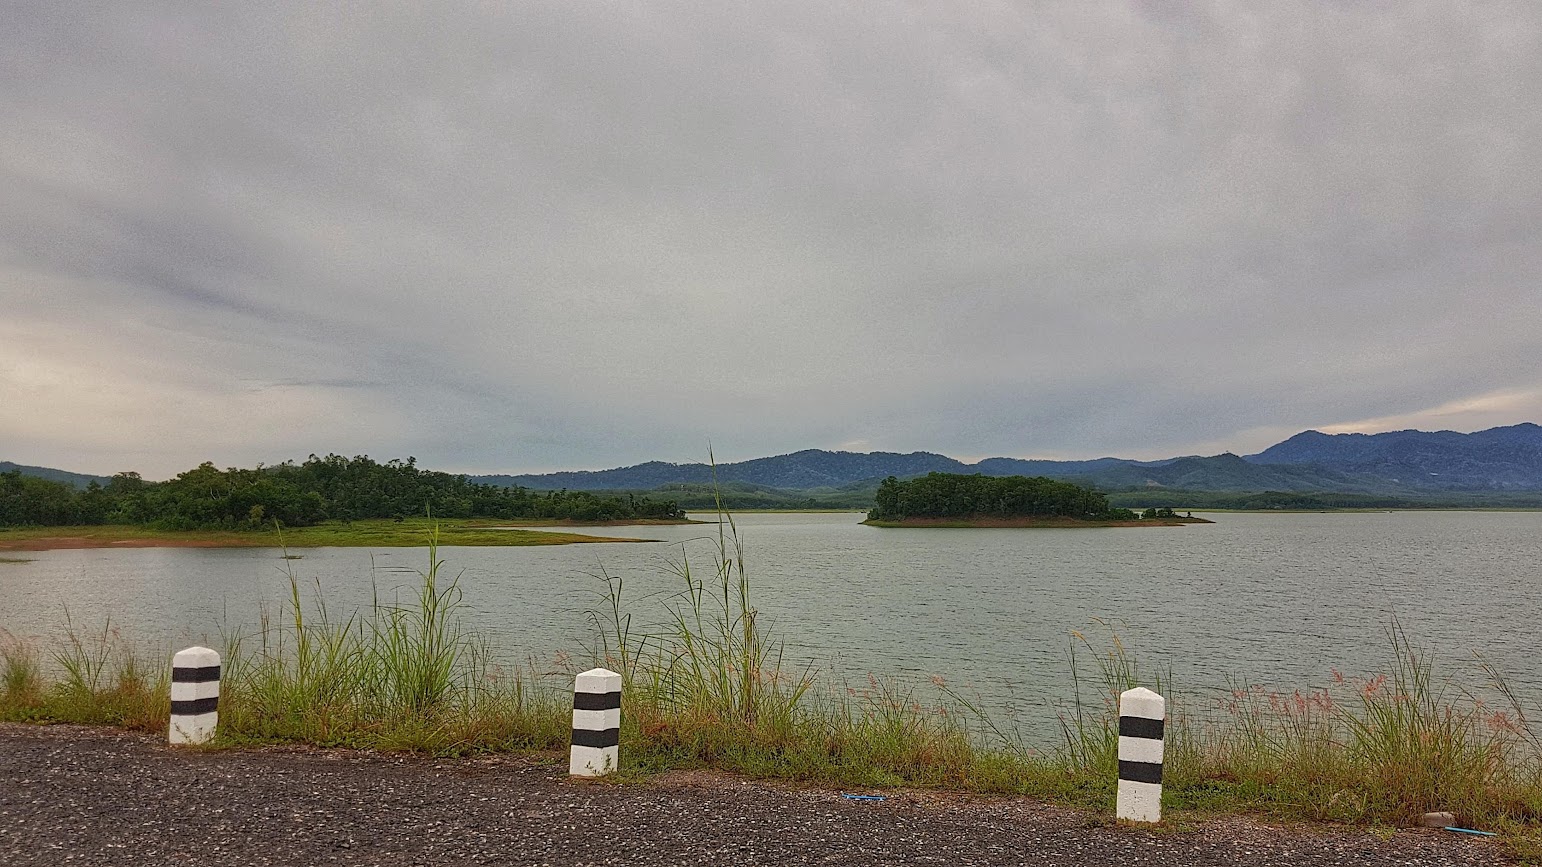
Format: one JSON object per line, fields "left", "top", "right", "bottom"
{"left": 4, "top": 510, "right": 1540, "bottom": 740}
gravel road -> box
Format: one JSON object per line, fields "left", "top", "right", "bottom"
{"left": 0, "top": 724, "right": 1513, "bottom": 866}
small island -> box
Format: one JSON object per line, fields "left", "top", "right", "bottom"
{"left": 862, "top": 473, "right": 1213, "bottom": 528}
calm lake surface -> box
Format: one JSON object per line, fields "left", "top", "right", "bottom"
{"left": 4, "top": 511, "right": 1540, "bottom": 739}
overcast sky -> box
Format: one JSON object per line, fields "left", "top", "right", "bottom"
{"left": 4, "top": 2, "right": 1540, "bottom": 479}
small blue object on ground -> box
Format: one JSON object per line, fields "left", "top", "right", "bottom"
{"left": 840, "top": 794, "right": 886, "bottom": 801}
{"left": 1443, "top": 827, "right": 1498, "bottom": 837}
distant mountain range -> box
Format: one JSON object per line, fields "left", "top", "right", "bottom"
{"left": 11, "top": 423, "right": 1542, "bottom": 501}
{"left": 472, "top": 423, "right": 1542, "bottom": 496}
{"left": 0, "top": 461, "right": 112, "bottom": 490}
{"left": 1248, "top": 424, "right": 1542, "bottom": 488}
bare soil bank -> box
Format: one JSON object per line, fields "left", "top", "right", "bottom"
{"left": 0, "top": 724, "right": 1507, "bottom": 867}
{"left": 473, "top": 517, "right": 705, "bottom": 526}
{"left": 0, "top": 535, "right": 248, "bottom": 551}
{"left": 0, "top": 533, "right": 637, "bottom": 552}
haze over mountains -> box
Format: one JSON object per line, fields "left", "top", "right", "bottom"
{"left": 0, "top": 461, "right": 111, "bottom": 489}
{"left": 472, "top": 424, "right": 1542, "bottom": 496}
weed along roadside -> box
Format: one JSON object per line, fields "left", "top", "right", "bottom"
{"left": 1, "top": 521, "right": 1538, "bottom": 863}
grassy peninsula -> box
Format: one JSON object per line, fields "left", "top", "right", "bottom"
{"left": 863, "top": 472, "right": 1210, "bottom": 527}
{"left": 0, "top": 454, "right": 688, "bottom": 548}
{"left": 0, "top": 517, "right": 645, "bottom": 551}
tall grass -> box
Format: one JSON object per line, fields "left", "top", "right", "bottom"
{"left": 216, "top": 531, "right": 570, "bottom": 751}
{"left": 593, "top": 511, "right": 818, "bottom": 765}
{"left": 3, "top": 519, "right": 1541, "bottom": 850}
{"left": 1, "top": 633, "right": 45, "bottom": 714}
{"left": 582, "top": 488, "right": 1019, "bottom": 788}
{"left": 1, "top": 618, "right": 167, "bottom": 728}
{"left": 1170, "top": 621, "right": 1542, "bottom": 831}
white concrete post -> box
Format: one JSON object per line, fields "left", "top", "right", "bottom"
{"left": 570, "top": 667, "right": 621, "bottom": 776}
{"left": 1115, "top": 686, "right": 1165, "bottom": 823}
{"left": 169, "top": 646, "right": 220, "bottom": 745}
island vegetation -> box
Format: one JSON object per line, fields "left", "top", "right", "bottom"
{"left": 864, "top": 472, "right": 1208, "bottom": 527}
{"left": 0, "top": 455, "right": 686, "bottom": 547}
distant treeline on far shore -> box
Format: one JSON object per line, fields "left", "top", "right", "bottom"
{"left": 0, "top": 455, "right": 684, "bottom": 529}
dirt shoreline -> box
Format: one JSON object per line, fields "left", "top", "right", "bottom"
{"left": 0, "top": 724, "right": 1509, "bottom": 866}
{"left": 0, "top": 535, "right": 646, "bottom": 552}
{"left": 864, "top": 516, "right": 1212, "bottom": 528}
{"left": 0, "top": 522, "right": 657, "bottom": 552}
{"left": 0, "top": 536, "right": 267, "bottom": 551}
{"left": 471, "top": 517, "right": 704, "bottom": 527}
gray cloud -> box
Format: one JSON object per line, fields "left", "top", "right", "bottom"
{"left": 3, "top": 1, "right": 1540, "bottom": 478}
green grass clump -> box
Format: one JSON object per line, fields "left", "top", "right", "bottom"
{"left": 1165, "top": 624, "right": 1542, "bottom": 831}
{"left": 1, "top": 638, "right": 45, "bottom": 715}
{"left": 1, "top": 618, "right": 168, "bottom": 728}
{"left": 587, "top": 512, "right": 1044, "bottom": 791}
{"left": 215, "top": 530, "right": 571, "bottom": 752}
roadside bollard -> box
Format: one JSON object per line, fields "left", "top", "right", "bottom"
{"left": 570, "top": 667, "right": 621, "bottom": 777}
{"left": 1115, "top": 686, "right": 1165, "bottom": 823}
{"left": 169, "top": 646, "right": 220, "bottom": 745}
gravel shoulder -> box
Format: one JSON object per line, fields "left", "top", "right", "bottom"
{"left": 0, "top": 723, "right": 1513, "bottom": 866}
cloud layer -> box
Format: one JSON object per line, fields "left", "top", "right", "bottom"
{"left": 4, "top": 2, "right": 1540, "bottom": 478}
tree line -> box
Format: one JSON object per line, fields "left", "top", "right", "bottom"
{"left": 868, "top": 472, "right": 1137, "bottom": 521}
{"left": 0, "top": 455, "right": 685, "bottom": 529}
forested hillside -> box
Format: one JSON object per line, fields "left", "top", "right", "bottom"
{"left": 476, "top": 449, "right": 968, "bottom": 491}
{"left": 1246, "top": 424, "right": 1542, "bottom": 489}
{"left": 0, "top": 461, "right": 110, "bottom": 490}
{"left": 0, "top": 455, "right": 683, "bottom": 529}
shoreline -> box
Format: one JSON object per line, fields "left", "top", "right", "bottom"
{"left": 862, "top": 516, "right": 1213, "bottom": 528}
{"left": 0, "top": 518, "right": 659, "bottom": 551}
{"left": 463, "top": 516, "right": 701, "bottom": 527}
{"left": 683, "top": 508, "right": 868, "bottom": 514}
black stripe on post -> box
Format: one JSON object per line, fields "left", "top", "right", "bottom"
{"left": 1118, "top": 716, "right": 1164, "bottom": 740}
{"left": 1118, "top": 760, "right": 1163, "bottom": 785}
{"left": 172, "top": 665, "right": 221, "bottom": 684}
{"left": 571, "top": 727, "right": 620, "bottom": 749}
{"left": 573, "top": 690, "right": 622, "bottom": 711}
{"left": 170, "top": 696, "right": 219, "bottom": 716}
